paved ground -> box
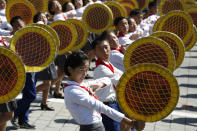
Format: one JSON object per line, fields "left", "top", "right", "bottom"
{"left": 6, "top": 45, "right": 197, "bottom": 131}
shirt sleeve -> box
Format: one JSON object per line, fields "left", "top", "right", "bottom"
{"left": 94, "top": 66, "right": 122, "bottom": 86}
{"left": 110, "top": 51, "right": 124, "bottom": 71}
{"left": 84, "top": 77, "right": 111, "bottom": 87}
{"left": 0, "top": 28, "right": 10, "bottom": 36}
{"left": 69, "top": 87, "right": 125, "bottom": 122}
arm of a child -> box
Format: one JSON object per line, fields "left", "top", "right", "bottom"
{"left": 69, "top": 87, "right": 145, "bottom": 130}
{"left": 85, "top": 77, "right": 111, "bottom": 92}
{"left": 69, "top": 87, "right": 124, "bottom": 122}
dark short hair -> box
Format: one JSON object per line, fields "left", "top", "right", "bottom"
{"left": 129, "top": 9, "right": 142, "bottom": 17}
{"left": 92, "top": 35, "right": 108, "bottom": 49}
{"left": 148, "top": 1, "right": 157, "bottom": 9}
{"left": 64, "top": 51, "right": 89, "bottom": 76}
{"left": 100, "top": 30, "right": 115, "bottom": 40}
{"left": 33, "top": 12, "right": 42, "bottom": 23}
{"left": 114, "top": 16, "right": 126, "bottom": 26}
{"left": 48, "top": 0, "right": 56, "bottom": 15}
{"left": 10, "top": 16, "right": 23, "bottom": 26}
{"left": 62, "top": 2, "right": 69, "bottom": 12}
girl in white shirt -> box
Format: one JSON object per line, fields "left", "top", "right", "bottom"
{"left": 64, "top": 51, "right": 145, "bottom": 131}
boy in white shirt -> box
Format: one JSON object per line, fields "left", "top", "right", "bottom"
{"left": 129, "top": 9, "right": 150, "bottom": 36}
{"left": 92, "top": 36, "right": 144, "bottom": 131}
{"left": 114, "top": 17, "right": 134, "bottom": 45}
{"left": 101, "top": 31, "right": 125, "bottom": 72}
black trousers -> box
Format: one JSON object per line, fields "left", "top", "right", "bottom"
{"left": 80, "top": 122, "right": 105, "bottom": 131}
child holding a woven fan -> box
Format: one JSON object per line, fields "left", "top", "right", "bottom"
{"left": 92, "top": 36, "right": 145, "bottom": 131}
{"left": 63, "top": 51, "right": 145, "bottom": 131}
{"left": 33, "top": 12, "right": 58, "bottom": 110}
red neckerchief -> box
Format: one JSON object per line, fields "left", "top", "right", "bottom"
{"left": 117, "top": 32, "right": 126, "bottom": 38}
{"left": 111, "top": 47, "right": 123, "bottom": 54}
{"left": 0, "top": 39, "right": 7, "bottom": 47}
{"left": 96, "top": 59, "right": 114, "bottom": 73}
{"left": 62, "top": 13, "right": 67, "bottom": 20}
{"left": 64, "top": 83, "right": 98, "bottom": 100}
{"left": 95, "top": 59, "right": 116, "bottom": 90}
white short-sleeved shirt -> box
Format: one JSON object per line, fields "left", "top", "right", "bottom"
{"left": 94, "top": 60, "right": 123, "bottom": 102}
{"left": 110, "top": 49, "right": 124, "bottom": 72}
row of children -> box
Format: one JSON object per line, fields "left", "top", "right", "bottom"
{"left": 0, "top": 0, "right": 161, "bottom": 130}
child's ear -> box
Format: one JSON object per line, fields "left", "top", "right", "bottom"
{"left": 68, "top": 66, "right": 73, "bottom": 74}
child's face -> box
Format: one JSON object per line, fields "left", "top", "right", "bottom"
{"left": 95, "top": 40, "right": 111, "bottom": 61}
{"left": 128, "top": 18, "right": 137, "bottom": 32}
{"left": 133, "top": 14, "right": 143, "bottom": 25}
{"left": 150, "top": 6, "right": 157, "bottom": 15}
{"left": 74, "top": 0, "right": 83, "bottom": 9}
{"left": 52, "top": 1, "right": 62, "bottom": 13}
{"left": 69, "top": 60, "right": 89, "bottom": 83}
{"left": 12, "top": 19, "right": 25, "bottom": 33}
{"left": 39, "top": 13, "right": 48, "bottom": 25}
{"left": 66, "top": 2, "right": 75, "bottom": 11}
{"left": 0, "top": 0, "right": 6, "bottom": 9}
{"left": 116, "top": 19, "right": 129, "bottom": 35}
{"left": 107, "top": 32, "right": 119, "bottom": 49}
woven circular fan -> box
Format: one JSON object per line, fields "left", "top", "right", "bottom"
{"left": 50, "top": 20, "right": 77, "bottom": 54}
{"left": 10, "top": 26, "right": 56, "bottom": 72}
{"left": 151, "top": 31, "right": 185, "bottom": 69}
{"left": 116, "top": 0, "right": 139, "bottom": 9}
{"left": 187, "top": 8, "right": 197, "bottom": 27}
{"left": 29, "top": 23, "right": 60, "bottom": 53}
{"left": 185, "top": 25, "right": 197, "bottom": 51}
{"left": 183, "top": 0, "right": 197, "bottom": 8}
{"left": 105, "top": 1, "right": 127, "bottom": 30}
{"left": 6, "top": 0, "right": 36, "bottom": 25}
{"left": 158, "top": 0, "right": 186, "bottom": 16}
{"left": 0, "top": 47, "right": 25, "bottom": 104}
{"left": 157, "top": 10, "right": 193, "bottom": 44}
{"left": 82, "top": 3, "right": 113, "bottom": 33}
{"left": 136, "top": 0, "right": 149, "bottom": 10}
{"left": 124, "top": 37, "right": 175, "bottom": 72}
{"left": 152, "top": 16, "right": 164, "bottom": 32}
{"left": 28, "top": 0, "right": 48, "bottom": 12}
{"left": 117, "top": 63, "right": 179, "bottom": 122}
{"left": 67, "top": 19, "right": 88, "bottom": 51}
{"left": 120, "top": 2, "right": 135, "bottom": 16}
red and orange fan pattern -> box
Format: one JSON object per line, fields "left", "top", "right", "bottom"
{"left": 117, "top": 63, "right": 179, "bottom": 122}
{"left": 10, "top": 26, "right": 57, "bottom": 72}
{"left": 124, "top": 37, "right": 176, "bottom": 72}
{"left": 0, "top": 47, "right": 25, "bottom": 104}
{"left": 82, "top": 3, "right": 113, "bottom": 34}
{"left": 6, "top": 0, "right": 36, "bottom": 25}
{"left": 151, "top": 31, "right": 185, "bottom": 69}
{"left": 156, "top": 10, "right": 193, "bottom": 44}
{"left": 50, "top": 20, "right": 77, "bottom": 54}
{"left": 158, "top": 0, "right": 186, "bottom": 16}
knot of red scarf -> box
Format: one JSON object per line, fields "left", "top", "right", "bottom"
{"left": 64, "top": 83, "right": 98, "bottom": 100}
{"left": 117, "top": 32, "right": 126, "bottom": 38}
{"left": 96, "top": 59, "right": 114, "bottom": 73}
{"left": 111, "top": 48, "right": 123, "bottom": 54}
